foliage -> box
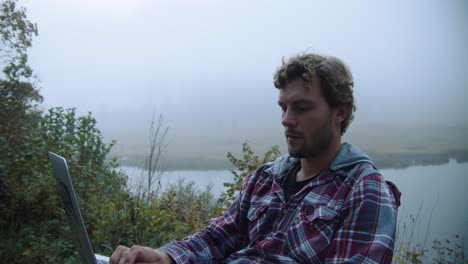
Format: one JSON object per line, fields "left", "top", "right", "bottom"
{"left": 0, "top": 0, "right": 38, "bottom": 80}
{"left": 0, "top": 0, "right": 42, "bottom": 176}
{"left": 394, "top": 244, "right": 426, "bottom": 264}
{"left": 217, "top": 142, "right": 281, "bottom": 214}
{"left": 0, "top": 0, "right": 41, "bottom": 164}
{"left": 0, "top": 80, "right": 42, "bottom": 135}
{"left": 431, "top": 236, "right": 466, "bottom": 264}
{"left": 104, "top": 179, "right": 217, "bottom": 251}
{"left": 0, "top": 103, "right": 220, "bottom": 263}
{"left": 0, "top": 1, "right": 50, "bottom": 262}
{"left": 393, "top": 207, "right": 466, "bottom": 264}
{"left": 0, "top": 107, "right": 128, "bottom": 263}
{"left": 393, "top": 235, "right": 466, "bottom": 264}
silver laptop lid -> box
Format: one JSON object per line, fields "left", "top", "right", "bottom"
{"left": 48, "top": 151, "right": 97, "bottom": 264}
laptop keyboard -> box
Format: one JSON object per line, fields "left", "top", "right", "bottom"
{"left": 95, "top": 254, "right": 109, "bottom": 264}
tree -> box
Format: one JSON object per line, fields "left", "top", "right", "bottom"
{"left": 0, "top": 0, "right": 41, "bottom": 228}
{"left": 0, "top": 0, "right": 41, "bottom": 219}
{"left": 0, "top": 0, "right": 41, "bottom": 173}
{"left": 0, "top": 0, "right": 38, "bottom": 81}
{"left": 144, "top": 112, "right": 170, "bottom": 201}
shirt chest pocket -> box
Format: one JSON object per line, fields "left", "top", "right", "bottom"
{"left": 299, "top": 191, "right": 342, "bottom": 229}
{"left": 299, "top": 205, "right": 340, "bottom": 235}
{"left": 246, "top": 196, "right": 272, "bottom": 240}
{"left": 247, "top": 195, "right": 273, "bottom": 220}
{"left": 286, "top": 205, "right": 340, "bottom": 261}
{"left": 301, "top": 205, "right": 338, "bottom": 223}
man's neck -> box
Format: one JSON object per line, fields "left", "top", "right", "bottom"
{"left": 297, "top": 140, "right": 342, "bottom": 182}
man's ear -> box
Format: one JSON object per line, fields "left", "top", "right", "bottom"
{"left": 335, "top": 104, "right": 350, "bottom": 124}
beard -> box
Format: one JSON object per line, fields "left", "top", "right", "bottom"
{"left": 287, "top": 118, "right": 333, "bottom": 159}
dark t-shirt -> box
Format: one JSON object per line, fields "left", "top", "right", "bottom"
{"left": 282, "top": 164, "right": 315, "bottom": 202}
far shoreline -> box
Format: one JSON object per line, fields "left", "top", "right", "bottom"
{"left": 115, "top": 149, "right": 468, "bottom": 172}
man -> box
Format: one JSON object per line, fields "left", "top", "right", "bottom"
{"left": 110, "top": 53, "right": 400, "bottom": 264}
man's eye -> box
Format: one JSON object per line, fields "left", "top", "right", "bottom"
{"left": 280, "top": 107, "right": 286, "bottom": 116}
{"left": 294, "top": 106, "right": 309, "bottom": 112}
{"left": 299, "top": 103, "right": 316, "bottom": 111}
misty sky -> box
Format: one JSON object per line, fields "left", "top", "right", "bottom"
{"left": 21, "top": 0, "right": 468, "bottom": 161}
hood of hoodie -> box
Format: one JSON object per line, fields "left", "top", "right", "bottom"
{"left": 269, "top": 142, "right": 375, "bottom": 177}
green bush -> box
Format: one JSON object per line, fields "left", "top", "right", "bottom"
{"left": 0, "top": 107, "right": 128, "bottom": 262}
{"left": 217, "top": 142, "right": 280, "bottom": 214}
{"left": 0, "top": 106, "right": 223, "bottom": 262}
{"left": 112, "top": 179, "right": 218, "bottom": 249}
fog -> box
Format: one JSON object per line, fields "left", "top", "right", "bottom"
{"left": 23, "top": 0, "right": 468, "bottom": 168}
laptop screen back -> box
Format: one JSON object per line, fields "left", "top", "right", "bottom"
{"left": 48, "top": 151, "right": 97, "bottom": 264}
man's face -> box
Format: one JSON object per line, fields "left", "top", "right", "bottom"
{"left": 278, "top": 78, "right": 342, "bottom": 158}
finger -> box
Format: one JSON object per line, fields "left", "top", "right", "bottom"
{"left": 109, "top": 245, "right": 129, "bottom": 264}
{"left": 119, "top": 249, "right": 130, "bottom": 264}
{"left": 128, "top": 245, "right": 143, "bottom": 264}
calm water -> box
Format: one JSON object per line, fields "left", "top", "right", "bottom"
{"left": 383, "top": 160, "right": 468, "bottom": 259}
{"left": 123, "top": 160, "right": 468, "bottom": 257}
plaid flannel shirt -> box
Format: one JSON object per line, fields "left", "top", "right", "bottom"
{"left": 160, "top": 143, "right": 399, "bottom": 263}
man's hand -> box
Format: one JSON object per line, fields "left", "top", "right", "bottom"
{"left": 109, "top": 245, "right": 173, "bottom": 264}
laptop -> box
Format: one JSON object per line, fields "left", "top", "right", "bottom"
{"left": 48, "top": 151, "right": 110, "bottom": 264}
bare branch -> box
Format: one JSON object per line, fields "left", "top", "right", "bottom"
{"left": 145, "top": 112, "right": 170, "bottom": 201}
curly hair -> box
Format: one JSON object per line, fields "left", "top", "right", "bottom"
{"left": 273, "top": 53, "right": 356, "bottom": 135}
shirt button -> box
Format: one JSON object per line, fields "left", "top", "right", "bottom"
{"left": 282, "top": 208, "right": 287, "bottom": 214}
{"left": 266, "top": 236, "right": 272, "bottom": 240}
{"left": 255, "top": 257, "right": 262, "bottom": 262}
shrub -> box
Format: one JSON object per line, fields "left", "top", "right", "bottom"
{"left": 0, "top": 107, "right": 128, "bottom": 262}
{"left": 217, "top": 142, "right": 281, "bottom": 214}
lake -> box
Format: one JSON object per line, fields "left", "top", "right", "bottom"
{"left": 122, "top": 160, "right": 468, "bottom": 260}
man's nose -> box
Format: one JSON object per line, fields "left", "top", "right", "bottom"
{"left": 281, "top": 110, "right": 296, "bottom": 127}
